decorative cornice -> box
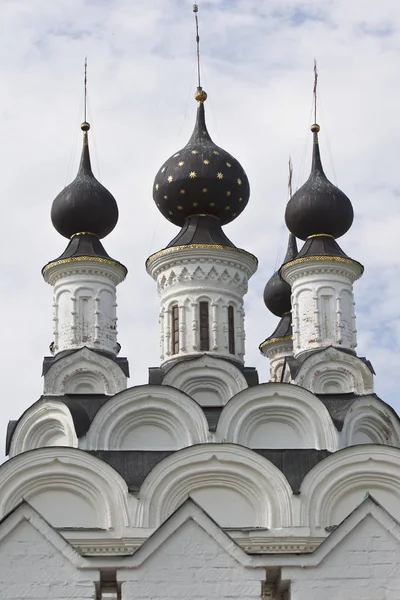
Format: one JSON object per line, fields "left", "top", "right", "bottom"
{"left": 306, "top": 233, "right": 334, "bottom": 239}
{"left": 42, "top": 256, "right": 127, "bottom": 286}
{"left": 43, "top": 255, "right": 126, "bottom": 276}
{"left": 260, "top": 334, "right": 292, "bottom": 348}
{"left": 68, "top": 534, "right": 325, "bottom": 556}
{"left": 147, "top": 244, "right": 258, "bottom": 267}
{"left": 281, "top": 255, "right": 362, "bottom": 271}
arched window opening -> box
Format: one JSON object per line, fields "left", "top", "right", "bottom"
{"left": 171, "top": 305, "right": 179, "bottom": 354}
{"left": 199, "top": 302, "right": 210, "bottom": 351}
{"left": 228, "top": 305, "right": 235, "bottom": 354}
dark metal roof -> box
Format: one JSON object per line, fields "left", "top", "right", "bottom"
{"left": 41, "top": 233, "right": 127, "bottom": 277}
{"left": 263, "top": 234, "right": 297, "bottom": 318}
{"left": 88, "top": 450, "right": 175, "bottom": 492}
{"left": 88, "top": 448, "right": 331, "bottom": 494}
{"left": 51, "top": 128, "right": 118, "bottom": 239}
{"left": 153, "top": 98, "right": 249, "bottom": 228}
{"left": 316, "top": 393, "right": 358, "bottom": 431}
{"left": 167, "top": 215, "right": 236, "bottom": 248}
{"left": 285, "top": 125, "right": 354, "bottom": 240}
{"left": 260, "top": 313, "right": 292, "bottom": 349}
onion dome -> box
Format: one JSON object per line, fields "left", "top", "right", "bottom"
{"left": 153, "top": 87, "right": 249, "bottom": 227}
{"left": 263, "top": 234, "right": 298, "bottom": 317}
{"left": 51, "top": 122, "right": 118, "bottom": 239}
{"left": 285, "top": 124, "right": 353, "bottom": 240}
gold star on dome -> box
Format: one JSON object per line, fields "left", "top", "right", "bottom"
{"left": 202, "top": 188, "right": 208, "bottom": 193}
{"left": 177, "top": 205, "right": 183, "bottom": 210}
{"left": 193, "top": 202, "right": 198, "bottom": 207}
{"left": 191, "top": 149, "right": 199, "bottom": 154}
{"left": 226, "top": 162, "right": 232, "bottom": 167}
{"left": 189, "top": 171, "right": 197, "bottom": 178}
{"left": 226, "top": 191, "right": 231, "bottom": 197}
{"left": 203, "top": 159, "right": 209, "bottom": 165}
{"left": 237, "top": 178, "right": 242, "bottom": 185}
{"left": 238, "top": 197, "right": 243, "bottom": 202}
{"left": 180, "top": 189, "right": 186, "bottom": 194}
{"left": 213, "top": 150, "right": 219, "bottom": 155}
{"left": 225, "top": 205, "right": 231, "bottom": 210}
{"left": 155, "top": 183, "right": 159, "bottom": 191}
{"left": 169, "top": 210, "right": 173, "bottom": 215}
{"left": 202, "top": 130, "right": 207, "bottom": 134}
{"left": 209, "top": 202, "right": 215, "bottom": 207}
{"left": 164, "top": 195, "right": 168, "bottom": 200}
{"left": 232, "top": 212, "right": 237, "bottom": 217}
{"left": 217, "top": 172, "right": 223, "bottom": 179}
{"left": 167, "top": 175, "right": 173, "bottom": 183}
{"left": 178, "top": 161, "right": 185, "bottom": 166}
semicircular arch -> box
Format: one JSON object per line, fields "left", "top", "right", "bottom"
{"left": 138, "top": 443, "right": 293, "bottom": 529}
{"left": 0, "top": 447, "right": 132, "bottom": 532}
{"left": 300, "top": 445, "right": 400, "bottom": 532}
{"left": 85, "top": 384, "right": 209, "bottom": 450}
{"left": 217, "top": 382, "right": 338, "bottom": 451}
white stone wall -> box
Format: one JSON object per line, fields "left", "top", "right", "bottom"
{"left": 43, "top": 259, "right": 126, "bottom": 356}
{"left": 0, "top": 517, "right": 96, "bottom": 599}
{"left": 284, "top": 515, "right": 400, "bottom": 600}
{"left": 282, "top": 259, "right": 362, "bottom": 357}
{"left": 120, "top": 519, "right": 263, "bottom": 600}
{"left": 147, "top": 246, "right": 257, "bottom": 366}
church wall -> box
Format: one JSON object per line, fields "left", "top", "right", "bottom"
{"left": 120, "top": 519, "right": 264, "bottom": 600}
{"left": 283, "top": 515, "right": 400, "bottom": 600}
{"left": 0, "top": 519, "right": 96, "bottom": 599}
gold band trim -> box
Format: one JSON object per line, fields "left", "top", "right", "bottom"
{"left": 306, "top": 233, "right": 334, "bottom": 239}
{"left": 70, "top": 231, "right": 97, "bottom": 239}
{"left": 147, "top": 244, "right": 258, "bottom": 264}
{"left": 260, "top": 335, "right": 292, "bottom": 348}
{"left": 42, "top": 255, "right": 127, "bottom": 276}
{"left": 281, "top": 255, "right": 363, "bottom": 272}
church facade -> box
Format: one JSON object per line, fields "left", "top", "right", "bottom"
{"left": 2, "top": 68, "right": 400, "bottom": 599}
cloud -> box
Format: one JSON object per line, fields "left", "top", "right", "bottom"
{"left": 1, "top": 0, "right": 399, "bottom": 462}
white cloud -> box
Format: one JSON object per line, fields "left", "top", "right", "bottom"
{"left": 1, "top": 0, "right": 399, "bottom": 461}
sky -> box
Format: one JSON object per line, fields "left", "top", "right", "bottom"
{"left": 1, "top": 0, "right": 400, "bottom": 461}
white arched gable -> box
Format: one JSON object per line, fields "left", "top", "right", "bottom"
{"left": 216, "top": 383, "right": 338, "bottom": 451}
{"left": 138, "top": 444, "right": 293, "bottom": 529}
{"left": 0, "top": 447, "right": 131, "bottom": 532}
{"left": 341, "top": 395, "right": 400, "bottom": 448}
{"left": 161, "top": 355, "right": 248, "bottom": 406}
{"left": 9, "top": 399, "right": 78, "bottom": 458}
{"left": 84, "top": 385, "right": 209, "bottom": 451}
{"left": 300, "top": 446, "right": 400, "bottom": 533}
{"left": 43, "top": 347, "right": 127, "bottom": 395}
{"left": 294, "top": 347, "right": 374, "bottom": 395}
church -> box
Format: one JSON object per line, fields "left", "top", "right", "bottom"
{"left": 1, "top": 9, "right": 400, "bottom": 600}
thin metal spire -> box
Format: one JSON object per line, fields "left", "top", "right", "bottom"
{"left": 193, "top": 4, "right": 201, "bottom": 89}
{"left": 288, "top": 156, "right": 293, "bottom": 199}
{"left": 84, "top": 57, "right": 88, "bottom": 123}
{"left": 313, "top": 58, "right": 318, "bottom": 124}
{"left": 81, "top": 57, "right": 90, "bottom": 134}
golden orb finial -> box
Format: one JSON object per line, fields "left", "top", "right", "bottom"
{"left": 81, "top": 121, "right": 91, "bottom": 132}
{"left": 193, "top": 3, "right": 198, "bottom": 12}
{"left": 311, "top": 123, "right": 320, "bottom": 133}
{"left": 194, "top": 86, "right": 207, "bottom": 103}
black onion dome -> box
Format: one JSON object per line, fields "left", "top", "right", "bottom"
{"left": 263, "top": 233, "right": 298, "bottom": 317}
{"left": 51, "top": 123, "right": 119, "bottom": 239}
{"left": 285, "top": 124, "right": 354, "bottom": 240}
{"left": 153, "top": 88, "right": 250, "bottom": 227}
